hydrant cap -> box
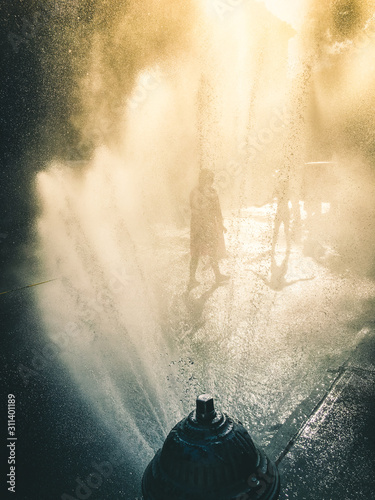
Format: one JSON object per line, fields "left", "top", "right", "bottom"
{"left": 195, "top": 394, "right": 216, "bottom": 423}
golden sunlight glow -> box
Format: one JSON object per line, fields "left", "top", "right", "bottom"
{"left": 32, "top": 0, "right": 375, "bottom": 472}
{"left": 261, "top": 0, "right": 308, "bottom": 28}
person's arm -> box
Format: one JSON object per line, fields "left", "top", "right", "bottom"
{"left": 190, "top": 188, "right": 201, "bottom": 215}
{"left": 215, "top": 192, "right": 227, "bottom": 232}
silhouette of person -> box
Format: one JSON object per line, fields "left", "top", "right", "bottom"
{"left": 272, "top": 173, "right": 291, "bottom": 254}
{"left": 189, "top": 169, "right": 229, "bottom": 289}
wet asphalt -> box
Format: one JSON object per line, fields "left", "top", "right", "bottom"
{"left": 1, "top": 209, "right": 375, "bottom": 500}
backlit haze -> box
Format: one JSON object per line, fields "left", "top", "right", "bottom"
{"left": 32, "top": 0, "right": 375, "bottom": 479}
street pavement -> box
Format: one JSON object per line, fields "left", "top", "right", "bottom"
{"left": 155, "top": 206, "right": 375, "bottom": 445}
{"left": 2, "top": 204, "right": 375, "bottom": 499}
{"left": 278, "top": 335, "right": 375, "bottom": 499}
{"left": 154, "top": 205, "right": 375, "bottom": 499}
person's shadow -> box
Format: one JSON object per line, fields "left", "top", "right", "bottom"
{"left": 180, "top": 282, "right": 223, "bottom": 340}
{"left": 252, "top": 249, "right": 315, "bottom": 291}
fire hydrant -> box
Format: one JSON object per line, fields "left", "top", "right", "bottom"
{"left": 142, "top": 394, "right": 280, "bottom": 499}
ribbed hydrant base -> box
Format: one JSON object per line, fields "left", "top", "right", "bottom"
{"left": 142, "top": 395, "right": 280, "bottom": 500}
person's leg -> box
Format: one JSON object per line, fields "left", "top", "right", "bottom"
{"left": 189, "top": 253, "right": 200, "bottom": 287}
{"left": 272, "top": 216, "right": 281, "bottom": 253}
{"left": 211, "top": 256, "right": 229, "bottom": 283}
{"left": 283, "top": 211, "right": 291, "bottom": 253}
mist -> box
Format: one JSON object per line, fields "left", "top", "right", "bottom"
{"left": 31, "top": 0, "right": 375, "bottom": 479}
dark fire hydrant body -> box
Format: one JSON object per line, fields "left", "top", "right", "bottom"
{"left": 142, "top": 395, "right": 280, "bottom": 500}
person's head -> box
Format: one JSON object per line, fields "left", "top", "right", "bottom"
{"left": 199, "top": 169, "right": 214, "bottom": 188}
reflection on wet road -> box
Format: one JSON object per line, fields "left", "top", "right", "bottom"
{"left": 160, "top": 205, "right": 375, "bottom": 452}
{"left": 33, "top": 196, "right": 375, "bottom": 473}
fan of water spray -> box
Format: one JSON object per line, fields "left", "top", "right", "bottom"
{"left": 35, "top": 152, "right": 190, "bottom": 468}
